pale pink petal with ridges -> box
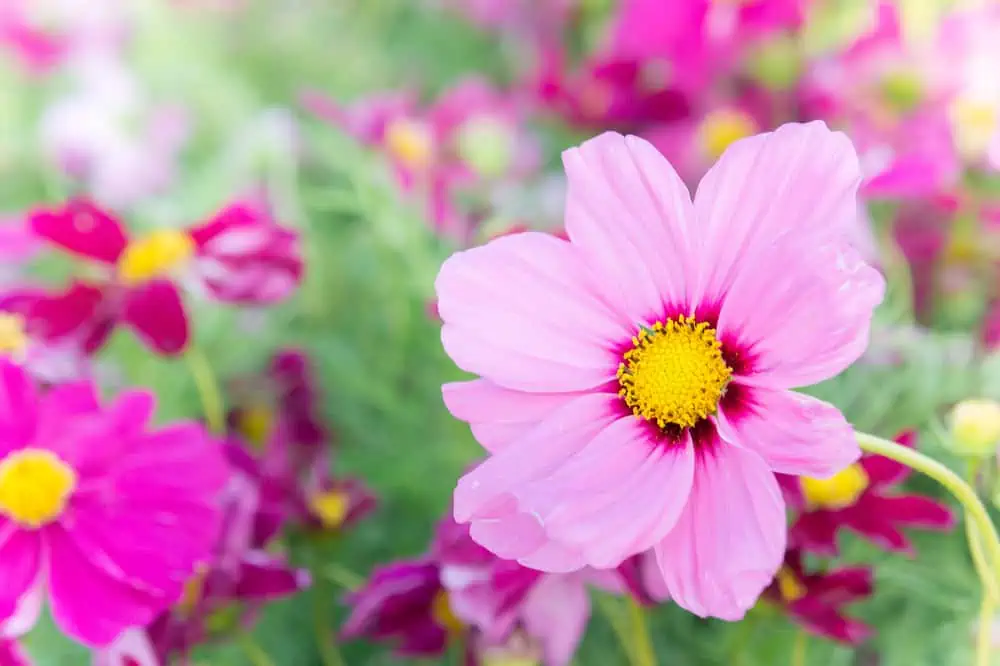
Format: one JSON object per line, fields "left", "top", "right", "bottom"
{"left": 718, "top": 237, "right": 884, "bottom": 388}
{"left": 522, "top": 418, "right": 695, "bottom": 568}
{"left": 653, "top": 444, "right": 785, "bottom": 620}
{"left": 563, "top": 132, "right": 694, "bottom": 320}
{"left": 442, "top": 379, "right": 586, "bottom": 452}
{"left": 454, "top": 393, "right": 620, "bottom": 524}
{"left": 436, "top": 233, "right": 625, "bottom": 392}
{"left": 715, "top": 388, "right": 860, "bottom": 477}
{"left": 692, "top": 122, "right": 862, "bottom": 309}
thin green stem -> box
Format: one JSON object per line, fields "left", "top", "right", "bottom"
{"left": 856, "top": 431, "right": 1000, "bottom": 592}
{"left": 626, "top": 595, "right": 657, "bottom": 666}
{"left": 594, "top": 594, "right": 639, "bottom": 666}
{"left": 977, "top": 592, "right": 996, "bottom": 666}
{"left": 239, "top": 633, "right": 276, "bottom": 666}
{"left": 185, "top": 347, "right": 226, "bottom": 435}
{"left": 791, "top": 630, "right": 807, "bottom": 666}
{"left": 323, "top": 563, "right": 364, "bottom": 590}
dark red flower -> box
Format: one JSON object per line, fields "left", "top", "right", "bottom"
{"left": 762, "top": 549, "right": 873, "bottom": 645}
{"left": 27, "top": 198, "right": 302, "bottom": 356}
{"left": 780, "top": 431, "right": 956, "bottom": 556}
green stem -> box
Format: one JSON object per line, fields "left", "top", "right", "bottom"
{"left": 626, "top": 595, "right": 657, "bottom": 666}
{"left": 185, "top": 346, "right": 226, "bottom": 435}
{"left": 977, "top": 592, "right": 996, "bottom": 666}
{"left": 856, "top": 431, "right": 1000, "bottom": 593}
{"left": 323, "top": 563, "right": 365, "bottom": 590}
{"left": 239, "top": 633, "right": 276, "bottom": 666}
{"left": 594, "top": 594, "right": 639, "bottom": 666}
{"left": 791, "top": 630, "right": 807, "bottom": 666}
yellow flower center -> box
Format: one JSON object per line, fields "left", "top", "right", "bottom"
{"left": 800, "top": 464, "right": 870, "bottom": 510}
{"left": 617, "top": 316, "right": 732, "bottom": 430}
{"left": 0, "top": 449, "right": 76, "bottom": 528}
{"left": 384, "top": 118, "right": 434, "bottom": 171}
{"left": 178, "top": 565, "right": 209, "bottom": 617}
{"left": 309, "top": 490, "right": 350, "bottom": 529}
{"left": 698, "top": 109, "right": 757, "bottom": 160}
{"left": 949, "top": 97, "right": 998, "bottom": 159}
{"left": 775, "top": 567, "right": 807, "bottom": 603}
{"left": 0, "top": 313, "right": 28, "bottom": 357}
{"left": 237, "top": 404, "right": 274, "bottom": 449}
{"left": 118, "top": 229, "right": 196, "bottom": 285}
{"left": 431, "top": 589, "right": 464, "bottom": 634}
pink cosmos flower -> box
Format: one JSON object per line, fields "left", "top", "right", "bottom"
{"left": 437, "top": 122, "right": 885, "bottom": 620}
{"left": 39, "top": 55, "right": 190, "bottom": 209}
{"left": 762, "top": 549, "right": 873, "bottom": 645}
{"left": 0, "top": 287, "right": 90, "bottom": 383}
{"left": 0, "top": 360, "right": 227, "bottom": 646}
{"left": 781, "top": 431, "right": 955, "bottom": 556}
{"left": 27, "top": 198, "right": 302, "bottom": 356}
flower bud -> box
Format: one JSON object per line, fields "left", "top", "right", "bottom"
{"left": 949, "top": 399, "right": 1000, "bottom": 458}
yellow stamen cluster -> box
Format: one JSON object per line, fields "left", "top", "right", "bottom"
{"left": 775, "top": 567, "right": 807, "bottom": 603}
{"left": 0, "top": 449, "right": 77, "bottom": 528}
{"left": 0, "top": 313, "right": 28, "bottom": 357}
{"left": 118, "top": 229, "right": 196, "bottom": 285}
{"left": 431, "top": 590, "right": 465, "bottom": 634}
{"left": 237, "top": 404, "right": 274, "bottom": 449}
{"left": 800, "top": 464, "right": 870, "bottom": 510}
{"left": 617, "top": 316, "right": 732, "bottom": 430}
{"left": 949, "top": 97, "right": 998, "bottom": 159}
{"left": 309, "top": 489, "right": 350, "bottom": 529}
{"left": 384, "top": 118, "right": 434, "bottom": 171}
{"left": 698, "top": 109, "right": 757, "bottom": 160}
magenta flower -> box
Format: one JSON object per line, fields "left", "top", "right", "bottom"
{"left": 0, "top": 639, "right": 31, "bottom": 665}
{"left": 0, "top": 287, "right": 90, "bottom": 383}
{"left": 0, "top": 360, "right": 227, "bottom": 646}
{"left": 781, "top": 431, "right": 955, "bottom": 556}
{"left": 762, "top": 549, "right": 873, "bottom": 645}
{"left": 437, "top": 123, "right": 885, "bottom": 620}
{"left": 133, "top": 468, "right": 310, "bottom": 662}
{"left": 27, "top": 199, "right": 302, "bottom": 356}
{"left": 343, "top": 559, "right": 459, "bottom": 658}
{"left": 536, "top": 54, "right": 691, "bottom": 131}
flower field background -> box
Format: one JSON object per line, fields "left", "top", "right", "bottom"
{"left": 3, "top": 0, "right": 1000, "bottom": 664}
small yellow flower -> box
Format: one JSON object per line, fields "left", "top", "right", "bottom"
{"left": 949, "top": 399, "right": 1000, "bottom": 458}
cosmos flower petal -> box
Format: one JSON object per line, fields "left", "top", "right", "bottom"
{"left": 46, "top": 525, "right": 162, "bottom": 647}
{"left": 517, "top": 541, "right": 588, "bottom": 573}
{"left": 0, "top": 360, "right": 38, "bottom": 453}
{"left": 190, "top": 203, "right": 303, "bottom": 305}
{"left": 442, "top": 379, "right": 586, "bottom": 453}
{"left": 789, "top": 512, "right": 841, "bottom": 557}
{"left": 715, "top": 387, "right": 860, "bottom": 477}
{"left": 233, "top": 552, "right": 312, "bottom": 600}
{"left": 0, "top": 639, "right": 32, "bottom": 666}
{"left": 807, "top": 567, "right": 874, "bottom": 605}
{"left": 692, "top": 122, "right": 863, "bottom": 306}
{"left": 436, "top": 232, "right": 625, "bottom": 392}
{"left": 27, "top": 281, "right": 112, "bottom": 354}
{"left": 717, "top": 234, "right": 884, "bottom": 388}
{"left": 530, "top": 419, "right": 695, "bottom": 568}
{"left": 33, "top": 381, "right": 100, "bottom": 444}
{"left": 0, "top": 530, "right": 42, "bottom": 634}
{"left": 563, "top": 131, "right": 695, "bottom": 319}
{"left": 790, "top": 601, "right": 873, "bottom": 645}
{"left": 454, "top": 393, "right": 621, "bottom": 524}
{"left": 865, "top": 495, "right": 955, "bottom": 530}
{"left": 520, "top": 574, "right": 590, "bottom": 666}
{"left": 92, "top": 628, "right": 159, "bottom": 666}
{"left": 123, "top": 280, "right": 189, "bottom": 355}
{"left": 841, "top": 505, "right": 912, "bottom": 554}
{"left": 653, "top": 443, "right": 785, "bottom": 620}
{"left": 28, "top": 200, "right": 128, "bottom": 264}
